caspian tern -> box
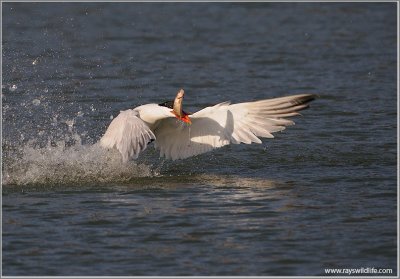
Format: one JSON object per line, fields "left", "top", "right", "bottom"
{"left": 100, "top": 89, "right": 316, "bottom": 162}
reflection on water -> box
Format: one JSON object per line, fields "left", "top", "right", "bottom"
{"left": 3, "top": 171, "right": 300, "bottom": 276}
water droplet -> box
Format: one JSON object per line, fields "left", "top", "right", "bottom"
{"left": 65, "top": 119, "right": 75, "bottom": 127}
{"left": 32, "top": 58, "right": 39, "bottom": 65}
{"left": 32, "top": 99, "right": 41, "bottom": 106}
{"left": 9, "top": 84, "right": 17, "bottom": 91}
{"left": 110, "top": 115, "right": 114, "bottom": 120}
{"left": 77, "top": 111, "right": 84, "bottom": 117}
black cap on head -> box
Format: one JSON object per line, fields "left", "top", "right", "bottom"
{"left": 158, "top": 100, "right": 174, "bottom": 109}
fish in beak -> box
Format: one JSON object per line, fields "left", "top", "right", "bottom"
{"left": 172, "top": 89, "right": 191, "bottom": 124}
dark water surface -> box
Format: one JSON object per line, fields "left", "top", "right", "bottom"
{"left": 2, "top": 2, "right": 398, "bottom": 276}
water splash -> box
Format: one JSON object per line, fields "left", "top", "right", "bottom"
{"left": 1, "top": 74, "right": 158, "bottom": 186}
{"left": 2, "top": 133, "right": 157, "bottom": 186}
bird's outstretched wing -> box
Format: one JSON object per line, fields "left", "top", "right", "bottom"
{"left": 100, "top": 109, "right": 155, "bottom": 162}
{"left": 153, "top": 94, "right": 315, "bottom": 160}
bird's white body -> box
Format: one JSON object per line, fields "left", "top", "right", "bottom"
{"left": 100, "top": 92, "right": 315, "bottom": 162}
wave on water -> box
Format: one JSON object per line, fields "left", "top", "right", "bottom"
{"left": 2, "top": 133, "right": 157, "bottom": 186}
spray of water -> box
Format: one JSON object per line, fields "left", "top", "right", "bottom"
{"left": 2, "top": 133, "right": 157, "bottom": 186}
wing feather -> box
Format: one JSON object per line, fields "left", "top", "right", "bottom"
{"left": 100, "top": 109, "right": 155, "bottom": 162}
{"left": 153, "top": 94, "right": 315, "bottom": 160}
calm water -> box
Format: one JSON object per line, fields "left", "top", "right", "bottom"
{"left": 2, "top": 3, "right": 398, "bottom": 276}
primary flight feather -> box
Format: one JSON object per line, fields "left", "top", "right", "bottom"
{"left": 100, "top": 89, "right": 316, "bottom": 162}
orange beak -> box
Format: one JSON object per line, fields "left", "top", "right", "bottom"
{"left": 181, "top": 114, "right": 192, "bottom": 124}
{"left": 171, "top": 111, "right": 191, "bottom": 124}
